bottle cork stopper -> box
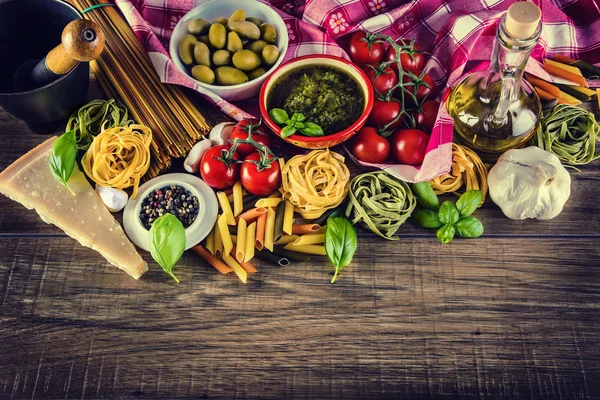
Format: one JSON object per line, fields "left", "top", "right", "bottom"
{"left": 505, "top": 2, "right": 541, "bottom": 39}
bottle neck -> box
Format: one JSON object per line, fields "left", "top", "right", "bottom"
{"left": 482, "top": 14, "right": 541, "bottom": 128}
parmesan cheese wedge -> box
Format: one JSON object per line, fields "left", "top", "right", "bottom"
{"left": 0, "top": 137, "right": 148, "bottom": 279}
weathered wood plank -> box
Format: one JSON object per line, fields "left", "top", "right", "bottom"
{"left": 0, "top": 236, "right": 598, "bottom": 398}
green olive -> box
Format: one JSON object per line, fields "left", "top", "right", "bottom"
{"left": 246, "top": 17, "right": 262, "bottom": 27}
{"left": 259, "top": 23, "right": 277, "bottom": 43}
{"left": 232, "top": 49, "right": 262, "bottom": 71}
{"left": 247, "top": 67, "right": 267, "bottom": 80}
{"left": 229, "top": 9, "right": 246, "bottom": 22}
{"left": 187, "top": 18, "right": 211, "bottom": 35}
{"left": 246, "top": 39, "right": 268, "bottom": 53}
{"left": 227, "top": 20, "right": 260, "bottom": 40}
{"left": 261, "top": 44, "right": 280, "bottom": 66}
{"left": 208, "top": 23, "right": 227, "bottom": 49}
{"left": 198, "top": 35, "right": 210, "bottom": 46}
{"left": 215, "top": 66, "right": 249, "bottom": 86}
{"left": 191, "top": 65, "right": 215, "bottom": 84}
{"left": 193, "top": 42, "right": 211, "bottom": 67}
{"left": 215, "top": 17, "right": 229, "bottom": 26}
{"left": 178, "top": 34, "right": 197, "bottom": 65}
{"left": 227, "top": 31, "right": 243, "bottom": 53}
{"left": 212, "top": 49, "right": 231, "bottom": 66}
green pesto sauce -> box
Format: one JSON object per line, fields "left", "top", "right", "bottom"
{"left": 268, "top": 65, "right": 364, "bottom": 135}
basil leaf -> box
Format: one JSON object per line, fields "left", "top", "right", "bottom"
{"left": 300, "top": 122, "right": 325, "bottom": 137}
{"left": 437, "top": 224, "right": 455, "bottom": 244}
{"left": 280, "top": 125, "right": 297, "bottom": 138}
{"left": 455, "top": 216, "right": 484, "bottom": 238}
{"left": 438, "top": 201, "right": 459, "bottom": 225}
{"left": 412, "top": 182, "right": 440, "bottom": 210}
{"left": 269, "top": 108, "right": 289, "bottom": 125}
{"left": 291, "top": 112, "right": 306, "bottom": 122}
{"left": 294, "top": 122, "right": 305, "bottom": 129}
{"left": 325, "top": 216, "right": 357, "bottom": 283}
{"left": 149, "top": 214, "right": 186, "bottom": 283}
{"left": 49, "top": 130, "right": 77, "bottom": 196}
{"left": 411, "top": 209, "right": 443, "bottom": 229}
{"left": 455, "top": 190, "right": 483, "bottom": 217}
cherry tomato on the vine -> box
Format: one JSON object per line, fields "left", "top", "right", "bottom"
{"left": 364, "top": 66, "right": 398, "bottom": 96}
{"left": 200, "top": 145, "right": 241, "bottom": 189}
{"left": 350, "top": 126, "right": 390, "bottom": 164}
{"left": 402, "top": 73, "right": 435, "bottom": 103}
{"left": 229, "top": 119, "right": 271, "bottom": 157}
{"left": 369, "top": 98, "right": 404, "bottom": 128}
{"left": 240, "top": 152, "right": 282, "bottom": 196}
{"left": 412, "top": 100, "right": 440, "bottom": 133}
{"left": 348, "top": 31, "right": 385, "bottom": 65}
{"left": 390, "top": 129, "right": 429, "bottom": 165}
{"left": 384, "top": 41, "right": 424, "bottom": 74}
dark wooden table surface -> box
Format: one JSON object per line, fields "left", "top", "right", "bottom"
{"left": 1, "top": 78, "right": 599, "bottom": 400}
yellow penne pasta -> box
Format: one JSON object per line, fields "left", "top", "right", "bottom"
{"left": 205, "top": 225, "right": 216, "bottom": 255}
{"left": 264, "top": 207, "right": 276, "bottom": 252}
{"left": 233, "top": 181, "right": 244, "bottom": 217}
{"left": 283, "top": 243, "right": 327, "bottom": 255}
{"left": 236, "top": 218, "right": 247, "bottom": 262}
{"left": 255, "top": 197, "right": 282, "bottom": 208}
{"left": 244, "top": 221, "right": 256, "bottom": 262}
{"left": 269, "top": 191, "right": 281, "bottom": 198}
{"left": 570, "top": 85, "right": 596, "bottom": 97}
{"left": 293, "top": 233, "right": 325, "bottom": 246}
{"left": 222, "top": 254, "right": 248, "bottom": 283}
{"left": 214, "top": 220, "right": 223, "bottom": 259}
{"left": 218, "top": 214, "right": 233, "bottom": 256}
{"left": 274, "top": 235, "right": 299, "bottom": 245}
{"left": 217, "top": 192, "right": 236, "bottom": 225}
{"left": 282, "top": 201, "right": 294, "bottom": 235}
{"left": 557, "top": 90, "right": 582, "bottom": 105}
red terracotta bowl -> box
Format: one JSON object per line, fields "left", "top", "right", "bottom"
{"left": 259, "top": 55, "right": 374, "bottom": 149}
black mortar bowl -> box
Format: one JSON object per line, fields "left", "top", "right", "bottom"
{"left": 0, "top": 0, "right": 89, "bottom": 134}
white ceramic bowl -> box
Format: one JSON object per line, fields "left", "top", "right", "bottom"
{"left": 123, "top": 173, "right": 218, "bottom": 252}
{"left": 169, "top": 0, "right": 288, "bottom": 102}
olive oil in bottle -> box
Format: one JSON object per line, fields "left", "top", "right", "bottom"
{"left": 448, "top": 2, "right": 542, "bottom": 159}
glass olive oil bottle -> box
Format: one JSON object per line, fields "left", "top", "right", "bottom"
{"left": 448, "top": 2, "right": 542, "bottom": 159}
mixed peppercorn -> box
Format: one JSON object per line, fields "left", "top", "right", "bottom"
{"left": 139, "top": 185, "right": 199, "bottom": 230}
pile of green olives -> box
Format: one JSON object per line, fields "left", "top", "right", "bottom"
{"left": 178, "top": 9, "right": 281, "bottom": 86}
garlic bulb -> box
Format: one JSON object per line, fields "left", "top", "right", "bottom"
{"left": 184, "top": 139, "right": 213, "bottom": 173}
{"left": 95, "top": 185, "right": 129, "bottom": 213}
{"left": 488, "top": 146, "right": 571, "bottom": 220}
{"left": 208, "top": 122, "right": 235, "bottom": 146}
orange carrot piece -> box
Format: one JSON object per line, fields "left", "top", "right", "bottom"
{"left": 534, "top": 86, "right": 557, "bottom": 102}
{"left": 553, "top": 54, "right": 577, "bottom": 64}
{"left": 240, "top": 259, "right": 258, "bottom": 273}
{"left": 292, "top": 224, "right": 321, "bottom": 235}
{"left": 543, "top": 61, "right": 589, "bottom": 87}
{"left": 236, "top": 207, "right": 267, "bottom": 223}
{"left": 255, "top": 213, "right": 267, "bottom": 251}
{"left": 525, "top": 73, "right": 561, "bottom": 98}
{"left": 192, "top": 245, "right": 233, "bottom": 274}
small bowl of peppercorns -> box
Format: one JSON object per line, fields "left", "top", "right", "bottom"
{"left": 122, "top": 173, "right": 219, "bottom": 252}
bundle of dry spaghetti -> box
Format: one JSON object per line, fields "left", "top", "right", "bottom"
{"left": 70, "top": 0, "right": 211, "bottom": 179}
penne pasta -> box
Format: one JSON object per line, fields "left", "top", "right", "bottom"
{"left": 269, "top": 192, "right": 281, "bottom": 198}
{"left": 222, "top": 254, "right": 248, "bottom": 283}
{"left": 544, "top": 58, "right": 584, "bottom": 77}
{"left": 218, "top": 214, "right": 234, "bottom": 257}
{"left": 244, "top": 221, "right": 256, "bottom": 262}
{"left": 240, "top": 259, "right": 257, "bottom": 273}
{"left": 525, "top": 74, "right": 561, "bottom": 98}
{"left": 274, "top": 235, "right": 299, "bottom": 245}
{"left": 205, "top": 225, "right": 216, "bottom": 255}
{"left": 255, "top": 212, "right": 267, "bottom": 251}
{"left": 535, "top": 86, "right": 557, "bottom": 102}
{"left": 282, "top": 243, "right": 327, "bottom": 256}
{"left": 598, "top": 88, "right": 600, "bottom": 109}
{"left": 293, "top": 233, "right": 325, "bottom": 246}
{"left": 237, "top": 207, "right": 267, "bottom": 223}
{"left": 543, "top": 60, "right": 588, "bottom": 87}
{"left": 557, "top": 90, "right": 582, "bottom": 105}
{"left": 232, "top": 181, "right": 244, "bottom": 217}
{"left": 553, "top": 54, "right": 577, "bottom": 64}
{"left": 217, "top": 192, "right": 236, "bottom": 225}
{"left": 236, "top": 218, "right": 247, "bottom": 262}
{"left": 255, "top": 250, "right": 290, "bottom": 266}
{"left": 242, "top": 195, "right": 260, "bottom": 212}
{"left": 273, "top": 201, "right": 285, "bottom": 243}
{"left": 282, "top": 201, "right": 294, "bottom": 235}
{"left": 272, "top": 246, "right": 310, "bottom": 262}
{"left": 292, "top": 224, "right": 321, "bottom": 235}
{"left": 264, "top": 207, "right": 276, "bottom": 252}
{"left": 255, "top": 197, "right": 282, "bottom": 208}
{"left": 214, "top": 220, "right": 223, "bottom": 259}
{"left": 314, "top": 225, "right": 327, "bottom": 234}
{"left": 192, "top": 245, "right": 233, "bottom": 274}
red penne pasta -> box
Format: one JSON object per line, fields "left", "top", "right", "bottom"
{"left": 292, "top": 224, "right": 321, "bottom": 235}
{"left": 255, "top": 213, "right": 267, "bottom": 251}
{"left": 236, "top": 207, "right": 268, "bottom": 223}
{"left": 192, "top": 245, "right": 233, "bottom": 274}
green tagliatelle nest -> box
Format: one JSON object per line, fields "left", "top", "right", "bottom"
{"left": 535, "top": 104, "right": 600, "bottom": 166}
{"left": 345, "top": 171, "right": 416, "bottom": 240}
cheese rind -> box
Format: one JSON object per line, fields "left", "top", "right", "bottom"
{"left": 0, "top": 137, "right": 148, "bottom": 279}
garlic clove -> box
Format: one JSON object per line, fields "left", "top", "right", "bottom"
{"left": 184, "top": 139, "right": 213, "bottom": 173}
{"left": 95, "top": 185, "right": 129, "bottom": 213}
{"left": 208, "top": 122, "right": 235, "bottom": 146}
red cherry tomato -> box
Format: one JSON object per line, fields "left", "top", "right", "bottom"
{"left": 369, "top": 98, "right": 404, "bottom": 128}
{"left": 348, "top": 31, "right": 385, "bottom": 65}
{"left": 384, "top": 41, "right": 424, "bottom": 74}
{"left": 363, "top": 66, "right": 398, "bottom": 96}
{"left": 390, "top": 129, "right": 429, "bottom": 165}
{"left": 200, "top": 145, "right": 241, "bottom": 189}
{"left": 402, "top": 73, "right": 435, "bottom": 103}
{"left": 229, "top": 119, "right": 271, "bottom": 157}
{"left": 350, "top": 126, "right": 390, "bottom": 163}
{"left": 412, "top": 100, "right": 440, "bottom": 133}
{"left": 240, "top": 152, "right": 282, "bottom": 196}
